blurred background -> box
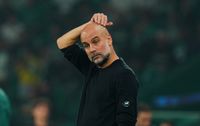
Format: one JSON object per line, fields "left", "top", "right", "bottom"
{"left": 0, "top": 0, "right": 199, "bottom": 126}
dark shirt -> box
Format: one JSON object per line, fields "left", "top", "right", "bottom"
{"left": 61, "top": 44, "right": 139, "bottom": 126}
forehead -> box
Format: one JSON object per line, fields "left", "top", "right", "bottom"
{"left": 81, "top": 29, "right": 102, "bottom": 42}
{"left": 81, "top": 24, "right": 108, "bottom": 42}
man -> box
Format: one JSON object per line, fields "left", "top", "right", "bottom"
{"left": 30, "top": 98, "right": 52, "bottom": 126}
{"left": 57, "top": 13, "right": 139, "bottom": 126}
{"left": 136, "top": 104, "right": 152, "bottom": 126}
{"left": 0, "top": 88, "right": 11, "bottom": 126}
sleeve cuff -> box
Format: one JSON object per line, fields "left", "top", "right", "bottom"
{"left": 60, "top": 44, "right": 78, "bottom": 53}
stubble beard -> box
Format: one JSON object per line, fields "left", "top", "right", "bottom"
{"left": 91, "top": 53, "right": 110, "bottom": 67}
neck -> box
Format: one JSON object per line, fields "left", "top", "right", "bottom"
{"left": 34, "top": 118, "right": 48, "bottom": 126}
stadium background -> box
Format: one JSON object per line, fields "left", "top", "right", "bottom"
{"left": 0, "top": 0, "right": 199, "bottom": 125}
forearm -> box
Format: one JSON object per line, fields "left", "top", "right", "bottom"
{"left": 117, "top": 113, "right": 137, "bottom": 126}
{"left": 57, "top": 22, "right": 90, "bottom": 49}
{"left": 57, "top": 13, "right": 113, "bottom": 49}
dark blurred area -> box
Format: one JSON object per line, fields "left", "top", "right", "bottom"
{"left": 0, "top": 0, "right": 200, "bottom": 126}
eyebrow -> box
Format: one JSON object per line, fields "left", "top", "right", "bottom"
{"left": 81, "top": 41, "right": 88, "bottom": 46}
{"left": 91, "top": 36, "right": 99, "bottom": 42}
{"left": 81, "top": 36, "right": 99, "bottom": 44}
{"left": 81, "top": 41, "right": 87, "bottom": 44}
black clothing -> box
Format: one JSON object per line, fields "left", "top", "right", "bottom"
{"left": 61, "top": 44, "right": 139, "bottom": 126}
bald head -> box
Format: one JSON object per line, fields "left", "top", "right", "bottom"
{"left": 81, "top": 23, "right": 110, "bottom": 42}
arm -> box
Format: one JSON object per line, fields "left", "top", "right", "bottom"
{"left": 116, "top": 70, "right": 139, "bottom": 126}
{"left": 56, "top": 13, "right": 113, "bottom": 49}
{"left": 57, "top": 13, "right": 113, "bottom": 75}
{"left": 57, "top": 22, "right": 90, "bottom": 49}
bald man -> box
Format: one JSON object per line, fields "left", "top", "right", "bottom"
{"left": 57, "top": 13, "right": 139, "bottom": 126}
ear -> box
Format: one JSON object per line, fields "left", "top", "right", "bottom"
{"left": 80, "top": 32, "right": 86, "bottom": 42}
{"left": 107, "top": 35, "right": 112, "bottom": 46}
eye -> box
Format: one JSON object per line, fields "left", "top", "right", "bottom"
{"left": 92, "top": 37, "right": 100, "bottom": 44}
{"left": 82, "top": 43, "right": 89, "bottom": 49}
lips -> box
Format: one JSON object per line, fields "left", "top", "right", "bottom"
{"left": 91, "top": 54, "right": 101, "bottom": 61}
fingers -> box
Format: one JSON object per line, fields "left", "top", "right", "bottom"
{"left": 106, "top": 21, "right": 113, "bottom": 26}
{"left": 102, "top": 15, "right": 107, "bottom": 26}
{"left": 91, "top": 13, "right": 104, "bottom": 25}
{"left": 91, "top": 13, "right": 113, "bottom": 27}
{"left": 97, "top": 13, "right": 101, "bottom": 24}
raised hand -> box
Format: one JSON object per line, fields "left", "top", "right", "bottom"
{"left": 90, "top": 13, "right": 113, "bottom": 26}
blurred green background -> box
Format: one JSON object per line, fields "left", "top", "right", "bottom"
{"left": 0, "top": 0, "right": 199, "bottom": 126}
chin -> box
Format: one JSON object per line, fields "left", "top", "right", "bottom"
{"left": 95, "top": 58, "right": 108, "bottom": 67}
{"left": 94, "top": 59, "right": 103, "bottom": 65}
{"left": 92, "top": 54, "right": 109, "bottom": 66}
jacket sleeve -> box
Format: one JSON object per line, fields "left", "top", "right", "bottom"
{"left": 60, "top": 44, "right": 91, "bottom": 76}
{"left": 115, "top": 70, "right": 139, "bottom": 126}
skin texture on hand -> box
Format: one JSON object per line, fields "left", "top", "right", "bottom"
{"left": 90, "top": 13, "right": 113, "bottom": 26}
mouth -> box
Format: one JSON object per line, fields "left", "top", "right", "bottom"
{"left": 91, "top": 54, "right": 101, "bottom": 61}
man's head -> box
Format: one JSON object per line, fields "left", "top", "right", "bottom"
{"left": 80, "top": 23, "right": 114, "bottom": 67}
{"left": 32, "top": 98, "right": 50, "bottom": 120}
{"left": 136, "top": 104, "right": 152, "bottom": 126}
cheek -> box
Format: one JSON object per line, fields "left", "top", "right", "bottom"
{"left": 85, "top": 50, "right": 90, "bottom": 56}
{"left": 102, "top": 43, "right": 110, "bottom": 52}
{"left": 85, "top": 50, "right": 93, "bottom": 61}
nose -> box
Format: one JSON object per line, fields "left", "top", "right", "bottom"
{"left": 89, "top": 44, "right": 96, "bottom": 53}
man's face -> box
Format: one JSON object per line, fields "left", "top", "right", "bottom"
{"left": 81, "top": 25, "right": 112, "bottom": 66}
{"left": 136, "top": 111, "right": 152, "bottom": 126}
{"left": 33, "top": 103, "right": 49, "bottom": 119}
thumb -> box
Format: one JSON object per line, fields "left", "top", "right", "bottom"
{"left": 106, "top": 21, "right": 113, "bottom": 26}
